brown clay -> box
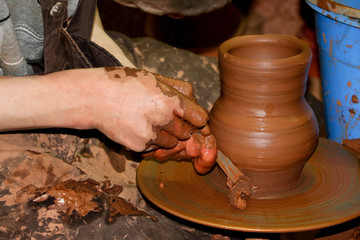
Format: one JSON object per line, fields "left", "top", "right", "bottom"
{"left": 31, "top": 179, "right": 154, "bottom": 223}
{"left": 209, "top": 34, "right": 319, "bottom": 197}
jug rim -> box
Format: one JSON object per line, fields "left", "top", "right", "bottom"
{"left": 218, "top": 34, "right": 312, "bottom": 69}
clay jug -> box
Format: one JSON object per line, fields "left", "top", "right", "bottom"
{"left": 209, "top": 35, "right": 319, "bottom": 197}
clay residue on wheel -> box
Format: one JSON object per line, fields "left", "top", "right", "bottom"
{"left": 342, "top": 138, "right": 360, "bottom": 158}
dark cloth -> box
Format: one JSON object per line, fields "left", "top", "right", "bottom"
{"left": 39, "top": 0, "right": 122, "bottom": 74}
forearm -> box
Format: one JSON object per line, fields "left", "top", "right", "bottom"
{"left": 0, "top": 69, "right": 98, "bottom": 132}
{"left": 0, "top": 67, "right": 212, "bottom": 158}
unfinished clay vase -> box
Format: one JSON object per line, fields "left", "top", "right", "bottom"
{"left": 209, "top": 35, "right": 319, "bottom": 197}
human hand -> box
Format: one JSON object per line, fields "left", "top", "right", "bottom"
{"left": 140, "top": 72, "right": 218, "bottom": 174}
{"left": 143, "top": 131, "right": 217, "bottom": 174}
{"left": 0, "top": 67, "right": 218, "bottom": 173}
{"left": 93, "top": 67, "right": 217, "bottom": 174}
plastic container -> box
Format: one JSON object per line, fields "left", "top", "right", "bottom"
{"left": 306, "top": 0, "right": 360, "bottom": 143}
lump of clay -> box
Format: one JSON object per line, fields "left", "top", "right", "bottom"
{"left": 30, "top": 179, "right": 155, "bottom": 223}
{"left": 226, "top": 176, "right": 255, "bottom": 210}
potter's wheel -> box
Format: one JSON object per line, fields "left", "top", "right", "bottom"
{"left": 137, "top": 138, "right": 360, "bottom": 232}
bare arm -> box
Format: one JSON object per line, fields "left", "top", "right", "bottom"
{"left": 0, "top": 67, "right": 217, "bottom": 173}
{"left": 0, "top": 70, "right": 95, "bottom": 131}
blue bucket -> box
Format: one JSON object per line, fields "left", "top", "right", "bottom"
{"left": 306, "top": 0, "right": 360, "bottom": 143}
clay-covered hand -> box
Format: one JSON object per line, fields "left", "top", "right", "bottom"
{"left": 140, "top": 74, "right": 218, "bottom": 174}
{"left": 92, "top": 67, "right": 211, "bottom": 165}
{"left": 96, "top": 67, "right": 203, "bottom": 150}
{"left": 0, "top": 67, "right": 217, "bottom": 174}
{"left": 143, "top": 132, "right": 217, "bottom": 174}
{"left": 96, "top": 67, "right": 217, "bottom": 174}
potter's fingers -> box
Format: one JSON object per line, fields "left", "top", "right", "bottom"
{"left": 142, "top": 144, "right": 159, "bottom": 152}
{"left": 175, "top": 97, "right": 209, "bottom": 128}
{"left": 184, "top": 134, "right": 202, "bottom": 157}
{"left": 169, "top": 134, "right": 217, "bottom": 174}
{"left": 199, "top": 124, "right": 211, "bottom": 136}
{"left": 151, "top": 130, "right": 179, "bottom": 149}
{"left": 164, "top": 134, "right": 201, "bottom": 159}
{"left": 154, "top": 73, "right": 194, "bottom": 98}
{"left": 156, "top": 81, "right": 208, "bottom": 128}
{"left": 143, "top": 141, "right": 186, "bottom": 161}
{"left": 192, "top": 135, "right": 217, "bottom": 174}
{"left": 161, "top": 114, "right": 192, "bottom": 140}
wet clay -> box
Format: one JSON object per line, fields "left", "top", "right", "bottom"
{"left": 343, "top": 138, "right": 360, "bottom": 158}
{"left": 103, "top": 67, "right": 184, "bottom": 152}
{"left": 209, "top": 35, "right": 319, "bottom": 198}
{"left": 226, "top": 176, "right": 253, "bottom": 210}
{"left": 30, "top": 179, "right": 155, "bottom": 223}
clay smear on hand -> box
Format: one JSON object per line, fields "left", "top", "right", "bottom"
{"left": 105, "top": 67, "right": 184, "bottom": 152}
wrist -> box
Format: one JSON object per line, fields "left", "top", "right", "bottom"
{"left": 0, "top": 69, "right": 99, "bottom": 132}
{"left": 44, "top": 69, "right": 100, "bottom": 130}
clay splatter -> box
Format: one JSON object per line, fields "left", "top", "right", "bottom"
{"left": 352, "top": 95, "right": 358, "bottom": 104}
{"left": 349, "top": 109, "right": 356, "bottom": 118}
{"left": 317, "top": 0, "right": 338, "bottom": 10}
{"left": 347, "top": 81, "right": 352, "bottom": 87}
{"left": 104, "top": 66, "right": 116, "bottom": 72}
{"left": 176, "top": 70, "right": 184, "bottom": 79}
{"left": 30, "top": 179, "right": 155, "bottom": 223}
{"left": 336, "top": 100, "right": 342, "bottom": 106}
